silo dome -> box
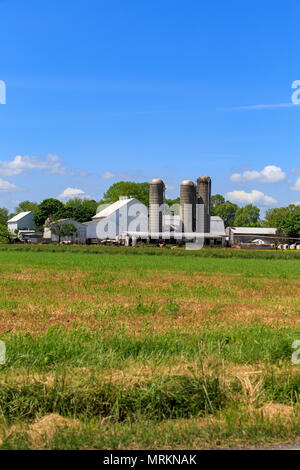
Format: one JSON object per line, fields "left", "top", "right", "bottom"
{"left": 151, "top": 177, "right": 164, "bottom": 185}
{"left": 181, "top": 179, "right": 194, "bottom": 186}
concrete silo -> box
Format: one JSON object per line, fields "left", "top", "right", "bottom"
{"left": 196, "top": 175, "right": 211, "bottom": 234}
{"left": 149, "top": 177, "right": 165, "bottom": 236}
{"left": 180, "top": 179, "right": 195, "bottom": 234}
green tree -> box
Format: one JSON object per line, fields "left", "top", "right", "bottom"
{"left": 165, "top": 197, "right": 180, "bottom": 207}
{"left": 34, "top": 199, "right": 65, "bottom": 227}
{"left": 263, "top": 204, "right": 300, "bottom": 228}
{"left": 47, "top": 220, "right": 77, "bottom": 243}
{"left": 277, "top": 212, "right": 300, "bottom": 238}
{"left": 14, "top": 200, "right": 39, "bottom": 215}
{"left": 214, "top": 201, "right": 239, "bottom": 227}
{"left": 0, "top": 208, "right": 9, "bottom": 226}
{"left": 211, "top": 194, "right": 225, "bottom": 214}
{"left": 103, "top": 182, "right": 150, "bottom": 206}
{"left": 0, "top": 224, "right": 13, "bottom": 243}
{"left": 64, "top": 198, "right": 97, "bottom": 222}
{"left": 233, "top": 204, "right": 260, "bottom": 227}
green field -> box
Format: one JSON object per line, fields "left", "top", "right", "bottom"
{"left": 0, "top": 245, "right": 300, "bottom": 449}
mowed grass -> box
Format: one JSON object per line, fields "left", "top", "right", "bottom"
{"left": 0, "top": 245, "right": 300, "bottom": 449}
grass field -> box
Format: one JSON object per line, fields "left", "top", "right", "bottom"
{"left": 0, "top": 245, "right": 300, "bottom": 449}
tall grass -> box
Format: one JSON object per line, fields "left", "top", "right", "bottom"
{"left": 0, "top": 374, "right": 226, "bottom": 423}
{"left": 1, "top": 243, "right": 300, "bottom": 260}
{"left": 0, "top": 325, "right": 297, "bottom": 369}
{"left": 1, "top": 248, "right": 300, "bottom": 278}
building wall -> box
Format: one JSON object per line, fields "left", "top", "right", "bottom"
{"left": 232, "top": 235, "right": 277, "bottom": 245}
{"left": 226, "top": 228, "right": 277, "bottom": 246}
{"left": 87, "top": 199, "right": 148, "bottom": 240}
{"left": 44, "top": 220, "right": 87, "bottom": 243}
{"left": 7, "top": 222, "right": 18, "bottom": 233}
{"left": 8, "top": 212, "right": 35, "bottom": 232}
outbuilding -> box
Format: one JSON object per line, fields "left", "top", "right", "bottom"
{"left": 226, "top": 226, "right": 277, "bottom": 246}
{"left": 43, "top": 219, "right": 87, "bottom": 244}
{"left": 7, "top": 211, "right": 35, "bottom": 233}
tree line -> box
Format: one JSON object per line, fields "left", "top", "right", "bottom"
{"left": 0, "top": 181, "right": 299, "bottom": 241}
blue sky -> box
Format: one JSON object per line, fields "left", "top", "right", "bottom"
{"left": 0, "top": 0, "right": 299, "bottom": 214}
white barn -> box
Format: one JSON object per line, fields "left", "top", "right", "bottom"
{"left": 86, "top": 197, "right": 148, "bottom": 241}
{"left": 7, "top": 211, "right": 35, "bottom": 233}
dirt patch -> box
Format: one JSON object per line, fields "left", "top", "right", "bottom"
{"left": 27, "top": 414, "right": 80, "bottom": 447}
{"left": 260, "top": 403, "right": 295, "bottom": 420}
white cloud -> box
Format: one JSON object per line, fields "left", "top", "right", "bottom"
{"left": 101, "top": 170, "right": 145, "bottom": 181}
{"left": 291, "top": 177, "right": 300, "bottom": 191}
{"left": 230, "top": 165, "right": 286, "bottom": 183}
{"left": 59, "top": 187, "right": 90, "bottom": 200}
{"left": 222, "top": 103, "right": 298, "bottom": 111}
{"left": 102, "top": 171, "right": 115, "bottom": 179}
{"left": 231, "top": 170, "right": 260, "bottom": 182}
{"left": 0, "top": 154, "right": 67, "bottom": 177}
{"left": 0, "top": 178, "right": 19, "bottom": 192}
{"left": 293, "top": 201, "right": 300, "bottom": 206}
{"left": 226, "top": 189, "right": 277, "bottom": 206}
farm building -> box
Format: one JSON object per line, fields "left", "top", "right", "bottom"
{"left": 226, "top": 226, "right": 277, "bottom": 246}
{"left": 86, "top": 194, "right": 227, "bottom": 245}
{"left": 86, "top": 197, "right": 148, "bottom": 242}
{"left": 210, "top": 216, "right": 226, "bottom": 238}
{"left": 43, "top": 219, "right": 87, "bottom": 243}
{"left": 162, "top": 214, "right": 226, "bottom": 244}
{"left": 7, "top": 211, "right": 35, "bottom": 232}
{"left": 18, "top": 230, "right": 43, "bottom": 244}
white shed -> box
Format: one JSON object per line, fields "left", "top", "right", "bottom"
{"left": 7, "top": 211, "right": 35, "bottom": 233}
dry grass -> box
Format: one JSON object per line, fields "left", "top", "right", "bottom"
{"left": 0, "top": 265, "right": 299, "bottom": 334}
{"left": 26, "top": 414, "right": 80, "bottom": 447}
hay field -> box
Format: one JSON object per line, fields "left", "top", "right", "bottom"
{"left": 0, "top": 245, "right": 300, "bottom": 449}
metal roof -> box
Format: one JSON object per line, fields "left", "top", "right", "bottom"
{"left": 229, "top": 227, "right": 277, "bottom": 235}
{"left": 92, "top": 198, "right": 139, "bottom": 219}
{"left": 8, "top": 211, "right": 32, "bottom": 223}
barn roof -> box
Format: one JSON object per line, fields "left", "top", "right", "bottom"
{"left": 229, "top": 227, "right": 277, "bottom": 235}
{"left": 8, "top": 211, "right": 32, "bottom": 223}
{"left": 92, "top": 198, "right": 143, "bottom": 219}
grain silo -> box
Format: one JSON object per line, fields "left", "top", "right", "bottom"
{"left": 180, "top": 180, "right": 195, "bottom": 234}
{"left": 196, "top": 175, "right": 211, "bottom": 234}
{"left": 149, "top": 177, "right": 165, "bottom": 236}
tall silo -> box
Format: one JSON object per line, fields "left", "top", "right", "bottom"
{"left": 196, "top": 175, "right": 211, "bottom": 234}
{"left": 149, "top": 177, "right": 164, "bottom": 236}
{"left": 180, "top": 180, "right": 195, "bottom": 234}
